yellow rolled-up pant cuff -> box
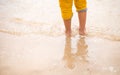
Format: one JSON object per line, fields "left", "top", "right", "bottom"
{"left": 77, "top": 8, "right": 87, "bottom": 12}
{"left": 62, "top": 12, "right": 73, "bottom": 20}
{"left": 59, "top": 0, "right": 87, "bottom": 20}
{"left": 59, "top": 0, "right": 73, "bottom": 20}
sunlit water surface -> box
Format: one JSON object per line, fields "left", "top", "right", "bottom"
{"left": 0, "top": 0, "right": 120, "bottom": 40}
{"left": 0, "top": 0, "right": 120, "bottom": 75}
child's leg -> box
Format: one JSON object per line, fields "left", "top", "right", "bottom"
{"left": 63, "top": 19, "right": 71, "bottom": 37}
{"left": 74, "top": 0, "right": 87, "bottom": 35}
{"left": 59, "top": 0, "right": 73, "bottom": 37}
{"left": 78, "top": 11, "right": 87, "bottom": 35}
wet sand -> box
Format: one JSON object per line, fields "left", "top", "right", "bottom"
{"left": 0, "top": 0, "right": 120, "bottom": 75}
{"left": 0, "top": 33, "right": 120, "bottom": 75}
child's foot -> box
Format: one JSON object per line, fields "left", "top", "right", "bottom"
{"left": 65, "top": 30, "right": 71, "bottom": 37}
{"left": 79, "top": 29, "right": 86, "bottom": 36}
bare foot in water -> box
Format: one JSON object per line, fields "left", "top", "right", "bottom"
{"left": 65, "top": 31, "right": 71, "bottom": 37}
{"left": 79, "top": 29, "right": 86, "bottom": 36}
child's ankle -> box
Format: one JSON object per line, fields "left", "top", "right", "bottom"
{"left": 79, "top": 28, "right": 86, "bottom": 35}
{"left": 65, "top": 30, "right": 71, "bottom": 37}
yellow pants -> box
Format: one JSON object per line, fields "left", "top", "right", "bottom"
{"left": 59, "top": 0, "right": 87, "bottom": 20}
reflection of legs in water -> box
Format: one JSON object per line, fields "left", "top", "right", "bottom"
{"left": 63, "top": 37, "right": 75, "bottom": 69}
{"left": 76, "top": 37, "right": 88, "bottom": 62}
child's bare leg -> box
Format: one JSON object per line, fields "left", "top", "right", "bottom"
{"left": 63, "top": 19, "right": 71, "bottom": 37}
{"left": 78, "top": 11, "right": 87, "bottom": 35}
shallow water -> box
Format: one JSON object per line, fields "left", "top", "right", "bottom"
{"left": 0, "top": 0, "right": 120, "bottom": 40}
{"left": 0, "top": 33, "right": 120, "bottom": 75}
{"left": 0, "top": 0, "right": 120, "bottom": 75}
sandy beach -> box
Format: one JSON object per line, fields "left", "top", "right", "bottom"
{"left": 0, "top": 33, "right": 120, "bottom": 75}
{"left": 0, "top": 0, "right": 120, "bottom": 75}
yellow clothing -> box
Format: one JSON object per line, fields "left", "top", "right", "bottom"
{"left": 59, "top": 0, "right": 87, "bottom": 20}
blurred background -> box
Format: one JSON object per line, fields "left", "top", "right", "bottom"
{"left": 0, "top": 0, "right": 120, "bottom": 40}
{"left": 0, "top": 0, "right": 120, "bottom": 75}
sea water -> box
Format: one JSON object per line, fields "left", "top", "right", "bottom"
{"left": 0, "top": 0, "right": 120, "bottom": 40}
